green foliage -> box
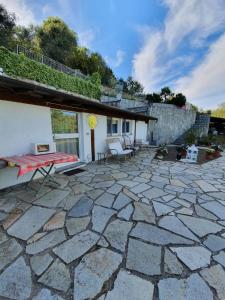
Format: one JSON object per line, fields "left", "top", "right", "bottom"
{"left": 89, "top": 72, "right": 101, "bottom": 85}
{"left": 146, "top": 93, "right": 162, "bottom": 103}
{"left": 185, "top": 130, "right": 196, "bottom": 145}
{"left": 35, "top": 17, "right": 77, "bottom": 64}
{"left": 0, "top": 4, "right": 15, "bottom": 48}
{"left": 0, "top": 47, "right": 101, "bottom": 99}
{"left": 51, "top": 109, "right": 78, "bottom": 133}
{"left": 124, "top": 76, "right": 144, "bottom": 95}
{"left": 211, "top": 103, "right": 225, "bottom": 118}
{"left": 12, "top": 25, "right": 38, "bottom": 49}
{"left": 169, "top": 93, "right": 186, "bottom": 107}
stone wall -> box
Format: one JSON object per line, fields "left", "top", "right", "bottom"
{"left": 148, "top": 103, "right": 196, "bottom": 145}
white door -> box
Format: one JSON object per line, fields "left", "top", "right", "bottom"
{"left": 51, "top": 109, "right": 80, "bottom": 157}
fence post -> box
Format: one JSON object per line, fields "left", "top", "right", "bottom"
{"left": 16, "top": 44, "right": 19, "bottom": 55}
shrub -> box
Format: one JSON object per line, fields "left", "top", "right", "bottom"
{"left": 0, "top": 46, "right": 101, "bottom": 99}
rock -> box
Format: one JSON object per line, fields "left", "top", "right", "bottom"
{"left": 164, "top": 248, "right": 183, "bottom": 275}
{"left": 95, "top": 180, "right": 115, "bottom": 188}
{"left": 92, "top": 205, "right": 115, "bottom": 233}
{"left": 0, "top": 238, "right": 23, "bottom": 271}
{"left": 175, "top": 207, "right": 193, "bottom": 215}
{"left": 0, "top": 229, "right": 8, "bottom": 245}
{"left": 74, "top": 248, "right": 122, "bottom": 300}
{"left": 68, "top": 197, "right": 93, "bottom": 217}
{"left": 107, "top": 183, "right": 123, "bottom": 195}
{"left": 0, "top": 197, "right": 18, "bottom": 213}
{"left": 66, "top": 216, "right": 90, "bottom": 235}
{"left": 26, "top": 229, "right": 66, "bottom": 255}
{"left": 2, "top": 210, "right": 23, "bottom": 229}
{"left": 105, "top": 269, "right": 154, "bottom": 300}
{"left": 123, "top": 188, "right": 139, "bottom": 201}
{"left": 196, "top": 180, "right": 218, "bottom": 192}
{"left": 179, "top": 193, "right": 196, "bottom": 203}
{"left": 34, "top": 189, "right": 70, "bottom": 208}
{"left": 97, "top": 236, "right": 109, "bottom": 247}
{"left": 200, "top": 264, "right": 225, "bottom": 299}
{"left": 133, "top": 202, "right": 155, "bottom": 223}
{"left": 126, "top": 238, "right": 161, "bottom": 275}
{"left": 53, "top": 230, "right": 99, "bottom": 263}
{"left": 62, "top": 193, "right": 81, "bottom": 211}
{"left": 130, "top": 222, "right": 194, "bottom": 245}
{"left": 95, "top": 192, "right": 115, "bottom": 208}
{"left": 194, "top": 204, "right": 217, "bottom": 220}
{"left": 207, "top": 192, "right": 225, "bottom": 201}
{"left": 27, "top": 232, "right": 47, "bottom": 244}
{"left": 38, "top": 259, "right": 71, "bottom": 292}
{"left": 152, "top": 202, "right": 174, "bottom": 216}
{"left": 104, "top": 219, "right": 133, "bottom": 251}
{"left": 203, "top": 234, "right": 225, "bottom": 251}
{"left": 33, "top": 288, "right": 64, "bottom": 300}
{"left": 170, "top": 246, "right": 211, "bottom": 270}
{"left": 117, "top": 204, "right": 133, "bottom": 220}
{"left": 158, "top": 273, "right": 213, "bottom": 300}
{"left": 43, "top": 211, "right": 66, "bottom": 231}
{"left": 113, "top": 192, "right": 132, "bottom": 210}
{"left": 130, "top": 183, "right": 151, "bottom": 194}
{"left": 30, "top": 253, "right": 53, "bottom": 276}
{"left": 177, "top": 215, "right": 223, "bottom": 237}
{"left": 159, "top": 216, "right": 199, "bottom": 241}
{"left": 86, "top": 188, "right": 104, "bottom": 200}
{"left": 201, "top": 201, "right": 225, "bottom": 219}
{"left": 213, "top": 251, "right": 225, "bottom": 267}
{"left": 175, "top": 198, "right": 191, "bottom": 208}
{"left": 142, "top": 187, "right": 167, "bottom": 199}
{"left": 0, "top": 256, "right": 32, "bottom": 299}
{"left": 7, "top": 206, "right": 55, "bottom": 240}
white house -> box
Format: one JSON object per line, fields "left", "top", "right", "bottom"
{"left": 0, "top": 75, "right": 156, "bottom": 189}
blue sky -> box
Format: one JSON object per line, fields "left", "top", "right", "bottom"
{"left": 2, "top": 0, "right": 225, "bottom": 109}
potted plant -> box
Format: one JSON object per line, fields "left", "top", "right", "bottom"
{"left": 176, "top": 145, "right": 187, "bottom": 160}
{"left": 205, "top": 148, "right": 215, "bottom": 160}
{"left": 156, "top": 144, "right": 168, "bottom": 159}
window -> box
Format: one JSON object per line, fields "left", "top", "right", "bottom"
{"left": 122, "top": 120, "right": 131, "bottom": 134}
{"left": 107, "top": 118, "right": 119, "bottom": 135}
{"left": 51, "top": 109, "right": 78, "bottom": 134}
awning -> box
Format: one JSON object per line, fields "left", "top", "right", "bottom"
{"left": 0, "top": 74, "right": 157, "bottom": 123}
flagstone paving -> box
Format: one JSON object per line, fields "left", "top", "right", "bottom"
{"left": 1, "top": 149, "right": 225, "bottom": 299}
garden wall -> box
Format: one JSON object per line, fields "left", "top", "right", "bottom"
{"left": 148, "top": 103, "right": 196, "bottom": 145}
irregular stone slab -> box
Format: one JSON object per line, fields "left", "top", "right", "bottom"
{"left": 74, "top": 248, "right": 122, "bottom": 300}
{"left": 179, "top": 193, "right": 196, "bottom": 203}
{"left": 62, "top": 193, "right": 81, "bottom": 211}
{"left": 200, "top": 265, "right": 225, "bottom": 300}
{"left": 0, "top": 229, "right": 8, "bottom": 245}
{"left": 66, "top": 216, "right": 90, "bottom": 235}
{"left": 95, "top": 180, "right": 115, "bottom": 188}
{"left": 130, "top": 222, "right": 194, "bottom": 245}
{"left": 153, "top": 201, "right": 174, "bottom": 216}
{"left": 104, "top": 219, "right": 133, "bottom": 251}
{"left": 38, "top": 259, "right": 71, "bottom": 292}
{"left": 92, "top": 205, "right": 115, "bottom": 233}
{"left": 107, "top": 183, "right": 122, "bottom": 195}
{"left": 68, "top": 197, "right": 93, "bottom": 217}
{"left": 203, "top": 234, "right": 225, "bottom": 251}
{"left": 30, "top": 253, "right": 53, "bottom": 276}
{"left": 130, "top": 183, "right": 150, "bottom": 194}
{"left": 53, "top": 230, "right": 99, "bottom": 263}
{"left": 0, "top": 256, "right": 32, "bottom": 300}
{"left": 86, "top": 188, "right": 104, "bottom": 200}
{"left": 126, "top": 238, "right": 161, "bottom": 275}
{"left": 159, "top": 216, "right": 199, "bottom": 242}
{"left": 170, "top": 246, "right": 211, "bottom": 270}
{"left": 0, "top": 238, "right": 23, "bottom": 271}
{"left": 194, "top": 204, "right": 217, "bottom": 220}
{"left": 201, "top": 201, "right": 225, "bottom": 219}
{"left": 123, "top": 188, "right": 139, "bottom": 201}
{"left": 0, "top": 197, "right": 18, "bottom": 213}
{"left": 117, "top": 180, "right": 139, "bottom": 188}
{"left": 43, "top": 211, "right": 66, "bottom": 231}
{"left": 142, "top": 187, "right": 167, "bottom": 199}
{"left": 162, "top": 194, "right": 175, "bottom": 202}
{"left": 26, "top": 229, "right": 66, "bottom": 255}
{"left": 7, "top": 206, "right": 55, "bottom": 240}
{"left": 207, "top": 191, "right": 225, "bottom": 201}
{"left": 111, "top": 172, "right": 128, "bottom": 179}
{"left": 33, "top": 288, "right": 64, "bottom": 300}
{"left": 92, "top": 174, "right": 114, "bottom": 182}
{"left": 133, "top": 202, "right": 155, "bottom": 223}
{"left": 175, "top": 198, "right": 191, "bottom": 208}
{"left": 213, "top": 251, "right": 225, "bottom": 267}
{"left": 158, "top": 273, "right": 213, "bottom": 300}
{"left": 34, "top": 189, "right": 70, "bottom": 207}
{"left": 105, "top": 269, "right": 154, "bottom": 300}
{"left": 95, "top": 192, "right": 114, "bottom": 208}
{"left": 196, "top": 180, "right": 218, "bottom": 192}
{"left": 175, "top": 207, "right": 193, "bottom": 215}
{"left": 27, "top": 232, "right": 47, "bottom": 244}
{"left": 170, "top": 179, "right": 187, "bottom": 188}
{"left": 113, "top": 192, "right": 132, "bottom": 210}
{"left": 97, "top": 236, "right": 109, "bottom": 247}
{"left": 164, "top": 248, "right": 184, "bottom": 275}
{"left": 178, "top": 215, "right": 223, "bottom": 237}
{"left": 117, "top": 204, "right": 133, "bottom": 220}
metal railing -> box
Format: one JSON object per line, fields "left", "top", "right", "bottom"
{"left": 15, "top": 44, "right": 87, "bottom": 80}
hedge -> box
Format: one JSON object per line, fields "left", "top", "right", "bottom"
{"left": 0, "top": 47, "right": 101, "bottom": 100}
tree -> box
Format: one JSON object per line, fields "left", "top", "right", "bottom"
{"left": 13, "top": 25, "right": 38, "bottom": 49}
{"left": 160, "top": 86, "right": 173, "bottom": 102}
{"left": 170, "top": 93, "right": 186, "bottom": 107}
{"left": 35, "top": 17, "right": 77, "bottom": 64}
{"left": 0, "top": 4, "right": 15, "bottom": 48}
{"left": 124, "top": 76, "right": 144, "bottom": 95}
{"left": 66, "top": 46, "right": 90, "bottom": 74}
{"left": 146, "top": 93, "right": 162, "bottom": 103}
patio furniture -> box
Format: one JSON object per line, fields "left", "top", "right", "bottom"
{"left": 123, "top": 135, "right": 139, "bottom": 154}
{"left": 97, "top": 152, "right": 108, "bottom": 164}
{"left": 135, "top": 138, "right": 150, "bottom": 149}
{"left": 1, "top": 152, "right": 78, "bottom": 193}
{"left": 106, "top": 138, "right": 133, "bottom": 160}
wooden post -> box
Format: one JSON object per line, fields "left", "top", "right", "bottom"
{"left": 134, "top": 120, "right": 137, "bottom": 145}
{"left": 91, "top": 129, "right": 95, "bottom": 161}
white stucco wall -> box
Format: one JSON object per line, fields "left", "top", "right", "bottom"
{"left": 136, "top": 121, "right": 148, "bottom": 141}
{"left": 0, "top": 100, "right": 53, "bottom": 189}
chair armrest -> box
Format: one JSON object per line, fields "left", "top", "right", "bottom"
{"left": 109, "top": 148, "right": 119, "bottom": 155}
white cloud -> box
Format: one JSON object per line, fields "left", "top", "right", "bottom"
{"left": 106, "top": 50, "right": 126, "bottom": 68}
{"left": 0, "top": 0, "right": 36, "bottom": 26}
{"left": 132, "top": 0, "right": 225, "bottom": 108}
{"left": 175, "top": 33, "right": 225, "bottom": 109}
{"left": 78, "top": 29, "right": 95, "bottom": 48}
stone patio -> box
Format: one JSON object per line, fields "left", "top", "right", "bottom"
{"left": 1, "top": 149, "right": 225, "bottom": 299}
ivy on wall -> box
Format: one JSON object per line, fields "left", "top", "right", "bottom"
{"left": 0, "top": 47, "right": 101, "bottom": 100}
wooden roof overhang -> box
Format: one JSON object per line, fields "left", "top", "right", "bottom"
{"left": 0, "top": 75, "right": 157, "bottom": 123}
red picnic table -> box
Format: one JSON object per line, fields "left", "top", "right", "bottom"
{"left": 1, "top": 152, "right": 79, "bottom": 192}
